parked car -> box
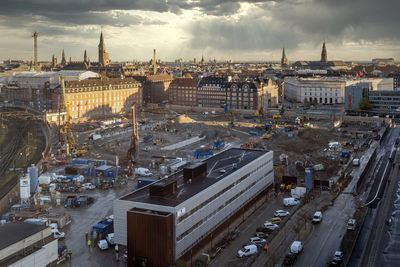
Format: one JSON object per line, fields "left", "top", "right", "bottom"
{"left": 97, "top": 240, "right": 109, "bottom": 250}
{"left": 237, "top": 244, "right": 257, "bottom": 258}
{"left": 331, "top": 251, "right": 343, "bottom": 265}
{"left": 283, "top": 198, "right": 300, "bottom": 207}
{"left": 274, "top": 210, "right": 290, "bottom": 217}
{"left": 82, "top": 183, "right": 96, "bottom": 190}
{"left": 312, "top": 211, "right": 323, "bottom": 224}
{"left": 249, "top": 237, "right": 266, "bottom": 246}
{"left": 283, "top": 252, "right": 297, "bottom": 265}
{"left": 52, "top": 229, "right": 65, "bottom": 239}
{"left": 269, "top": 217, "right": 282, "bottom": 224}
{"left": 290, "top": 241, "right": 303, "bottom": 254}
{"left": 347, "top": 219, "right": 357, "bottom": 230}
{"left": 352, "top": 158, "right": 360, "bottom": 166}
{"left": 263, "top": 222, "right": 279, "bottom": 230}
{"left": 106, "top": 233, "right": 115, "bottom": 245}
{"left": 255, "top": 232, "right": 268, "bottom": 239}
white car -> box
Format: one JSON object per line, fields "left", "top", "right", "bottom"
{"left": 97, "top": 239, "right": 109, "bottom": 250}
{"left": 134, "top": 168, "right": 153, "bottom": 177}
{"left": 51, "top": 229, "right": 65, "bottom": 239}
{"left": 82, "top": 183, "right": 96, "bottom": 190}
{"left": 290, "top": 241, "right": 303, "bottom": 254}
{"left": 263, "top": 222, "right": 279, "bottom": 230}
{"left": 274, "top": 210, "right": 290, "bottom": 217}
{"left": 237, "top": 244, "right": 257, "bottom": 258}
{"left": 106, "top": 233, "right": 115, "bottom": 245}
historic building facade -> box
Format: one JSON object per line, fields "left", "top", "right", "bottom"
{"left": 168, "top": 78, "right": 199, "bottom": 106}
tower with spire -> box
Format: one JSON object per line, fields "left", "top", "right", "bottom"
{"left": 98, "top": 32, "right": 110, "bottom": 67}
{"left": 84, "top": 49, "right": 88, "bottom": 64}
{"left": 51, "top": 54, "right": 57, "bottom": 68}
{"left": 321, "top": 41, "right": 327, "bottom": 65}
{"left": 281, "top": 47, "right": 288, "bottom": 67}
{"left": 61, "top": 49, "right": 66, "bottom": 66}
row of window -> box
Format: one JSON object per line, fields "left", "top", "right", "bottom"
{"left": 177, "top": 168, "right": 273, "bottom": 242}
{"left": 66, "top": 84, "right": 138, "bottom": 93}
{"left": 177, "top": 161, "right": 268, "bottom": 224}
{"left": 304, "top": 92, "right": 338, "bottom": 97}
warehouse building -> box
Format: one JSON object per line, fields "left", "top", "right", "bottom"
{"left": 113, "top": 148, "right": 273, "bottom": 266}
{"left": 0, "top": 222, "right": 58, "bottom": 267}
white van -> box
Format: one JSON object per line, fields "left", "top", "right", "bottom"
{"left": 237, "top": 244, "right": 257, "bottom": 257}
{"left": 97, "top": 239, "right": 109, "bottom": 250}
{"left": 290, "top": 241, "right": 303, "bottom": 254}
{"left": 283, "top": 198, "right": 300, "bottom": 207}
{"left": 352, "top": 158, "right": 360, "bottom": 166}
{"left": 312, "top": 211, "right": 322, "bottom": 224}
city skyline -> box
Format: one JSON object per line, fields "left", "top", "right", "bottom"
{"left": 0, "top": 0, "right": 399, "bottom": 62}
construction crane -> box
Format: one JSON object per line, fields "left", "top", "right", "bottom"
{"left": 120, "top": 103, "right": 139, "bottom": 166}
{"left": 60, "top": 76, "right": 87, "bottom": 156}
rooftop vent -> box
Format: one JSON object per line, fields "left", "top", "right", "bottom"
{"left": 149, "top": 179, "right": 177, "bottom": 198}
{"left": 183, "top": 162, "right": 207, "bottom": 183}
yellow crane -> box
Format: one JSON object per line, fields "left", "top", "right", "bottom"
{"left": 60, "top": 76, "right": 87, "bottom": 156}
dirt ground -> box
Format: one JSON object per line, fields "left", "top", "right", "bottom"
{"left": 65, "top": 108, "right": 378, "bottom": 184}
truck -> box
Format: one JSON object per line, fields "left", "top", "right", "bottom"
{"left": 92, "top": 220, "right": 114, "bottom": 238}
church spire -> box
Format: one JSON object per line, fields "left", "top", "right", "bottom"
{"left": 98, "top": 31, "right": 109, "bottom": 66}
{"left": 84, "top": 49, "right": 88, "bottom": 63}
{"left": 61, "top": 49, "right": 66, "bottom": 66}
{"left": 281, "top": 47, "right": 288, "bottom": 67}
{"left": 321, "top": 41, "right": 327, "bottom": 65}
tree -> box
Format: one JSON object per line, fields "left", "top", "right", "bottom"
{"left": 357, "top": 97, "right": 372, "bottom": 111}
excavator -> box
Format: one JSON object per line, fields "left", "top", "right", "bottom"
{"left": 60, "top": 76, "right": 87, "bottom": 157}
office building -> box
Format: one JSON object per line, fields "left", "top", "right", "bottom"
{"left": 113, "top": 148, "right": 274, "bottom": 267}
{"left": 168, "top": 77, "right": 199, "bottom": 106}
{"left": 0, "top": 222, "right": 58, "bottom": 267}
{"left": 344, "top": 82, "right": 371, "bottom": 111}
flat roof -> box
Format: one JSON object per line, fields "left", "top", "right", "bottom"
{"left": 120, "top": 148, "right": 268, "bottom": 207}
{"left": 0, "top": 222, "right": 47, "bottom": 250}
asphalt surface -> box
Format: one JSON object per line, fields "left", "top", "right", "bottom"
{"left": 57, "top": 182, "right": 137, "bottom": 267}
{"left": 208, "top": 194, "right": 294, "bottom": 267}
{"left": 292, "top": 134, "right": 381, "bottom": 267}
{"left": 348, "top": 126, "right": 399, "bottom": 267}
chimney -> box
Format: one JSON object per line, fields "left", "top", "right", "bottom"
{"left": 32, "top": 32, "right": 39, "bottom": 71}
{"left": 153, "top": 49, "right": 157, "bottom": 75}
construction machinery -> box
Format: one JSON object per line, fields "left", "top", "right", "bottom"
{"left": 121, "top": 103, "right": 139, "bottom": 165}
{"left": 60, "top": 76, "right": 87, "bottom": 156}
{"left": 240, "top": 138, "right": 263, "bottom": 149}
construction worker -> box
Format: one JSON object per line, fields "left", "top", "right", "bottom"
{"left": 88, "top": 239, "right": 91, "bottom": 248}
{"left": 85, "top": 232, "right": 89, "bottom": 241}
{"left": 67, "top": 250, "right": 72, "bottom": 259}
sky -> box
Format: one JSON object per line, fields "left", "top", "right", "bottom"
{"left": 0, "top": 0, "right": 399, "bottom": 62}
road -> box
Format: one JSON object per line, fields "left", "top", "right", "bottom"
{"left": 292, "top": 129, "right": 385, "bottom": 267}
{"left": 208, "top": 194, "right": 294, "bottom": 267}
{"left": 348, "top": 126, "right": 399, "bottom": 267}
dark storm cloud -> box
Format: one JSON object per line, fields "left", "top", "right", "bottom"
{"left": 187, "top": 0, "right": 400, "bottom": 52}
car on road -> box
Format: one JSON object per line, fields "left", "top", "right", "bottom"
{"left": 249, "top": 237, "right": 266, "bottom": 246}
{"left": 330, "top": 251, "right": 343, "bottom": 265}
{"left": 274, "top": 210, "right": 290, "bottom": 217}
{"left": 97, "top": 239, "right": 109, "bottom": 250}
{"left": 290, "top": 241, "right": 303, "bottom": 254}
{"left": 237, "top": 244, "right": 257, "bottom": 258}
{"left": 347, "top": 219, "right": 356, "bottom": 230}
{"left": 283, "top": 252, "right": 297, "bottom": 265}
{"left": 312, "top": 211, "right": 323, "bottom": 224}
{"left": 269, "top": 217, "right": 282, "bottom": 224}
{"left": 52, "top": 229, "right": 65, "bottom": 239}
{"left": 263, "top": 222, "right": 279, "bottom": 230}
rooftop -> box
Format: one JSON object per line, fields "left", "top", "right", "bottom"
{"left": 120, "top": 148, "right": 267, "bottom": 207}
{"left": 0, "top": 222, "right": 47, "bottom": 250}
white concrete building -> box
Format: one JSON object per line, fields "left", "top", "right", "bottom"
{"left": 113, "top": 148, "right": 274, "bottom": 266}
{"left": 284, "top": 77, "right": 392, "bottom": 104}
{"left": 0, "top": 222, "right": 58, "bottom": 267}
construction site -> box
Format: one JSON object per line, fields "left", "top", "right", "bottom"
{"left": 0, "top": 86, "right": 387, "bottom": 266}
